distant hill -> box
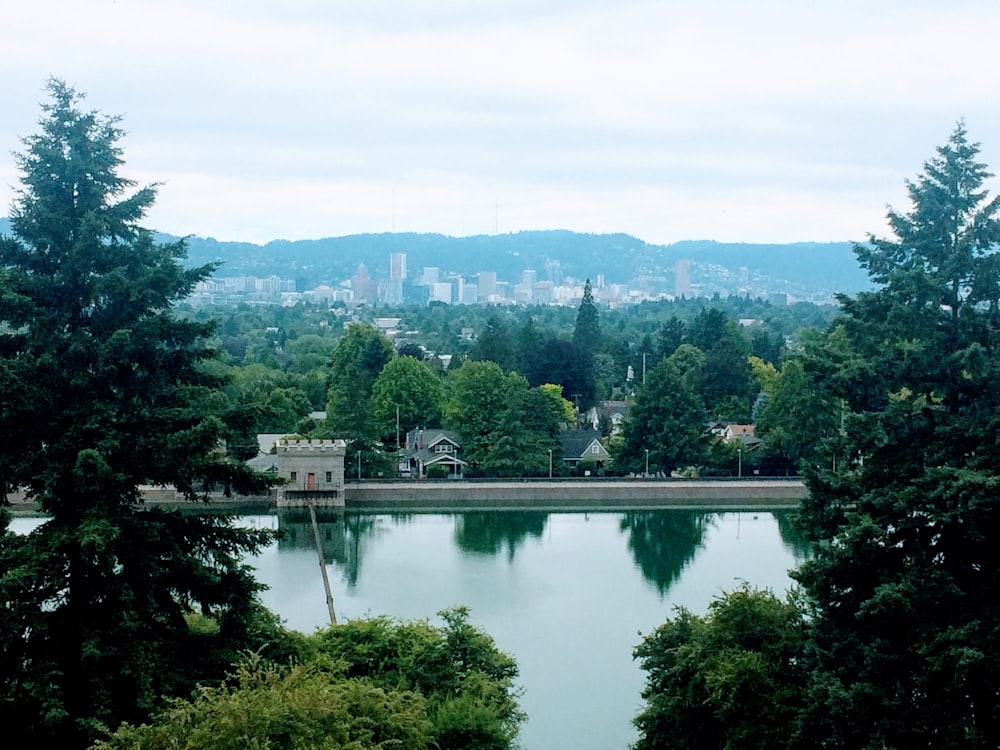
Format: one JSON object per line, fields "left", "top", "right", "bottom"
{"left": 1, "top": 218, "right": 870, "bottom": 300}
{"left": 171, "top": 231, "right": 869, "bottom": 301}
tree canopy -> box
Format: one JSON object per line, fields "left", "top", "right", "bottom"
{"left": 0, "top": 80, "right": 275, "bottom": 747}
{"left": 634, "top": 123, "right": 1000, "bottom": 749}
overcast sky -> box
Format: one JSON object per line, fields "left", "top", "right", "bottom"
{"left": 3, "top": 0, "right": 999, "bottom": 246}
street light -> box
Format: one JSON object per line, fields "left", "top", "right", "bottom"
{"left": 644, "top": 448, "right": 650, "bottom": 478}
{"left": 548, "top": 448, "right": 553, "bottom": 478}
{"left": 737, "top": 447, "right": 742, "bottom": 478}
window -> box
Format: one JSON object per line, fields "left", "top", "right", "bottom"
{"left": 435, "top": 443, "right": 453, "bottom": 453}
{"left": 325, "top": 471, "right": 332, "bottom": 483}
{"left": 289, "top": 471, "right": 297, "bottom": 482}
{"left": 591, "top": 444, "right": 600, "bottom": 454}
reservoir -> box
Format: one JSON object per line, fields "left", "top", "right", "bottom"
{"left": 9, "top": 506, "right": 806, "bottom": 748}
{"left": 247, "top": 507, "right": 808, "bottom": 750}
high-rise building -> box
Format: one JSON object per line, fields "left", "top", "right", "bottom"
{"left": 421, "top": 267, "right": 440, "bottom": 285}
{"left": 477, "top": 271, "right": 497, "bottom": 301}
{"left": 430, "top": 282, "right": 453, "bottom": 304}
{"left": 545, "top": 260, "right": 562, "bottom": 286}
{"left": 675, "top": 259, "right": 691, "bottom": 298}
{"left": 377, "top": 279, "right": 403, "bottom": 306}
{"left": 390, "top": 252, "right": 407, "bottom": 280}
{"left": 352, "top": 264, "right": 376, "bottom": 302}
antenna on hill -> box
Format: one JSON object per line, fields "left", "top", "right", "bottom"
{"left": 392, "top": 188, "right": 396, "bottom": 233}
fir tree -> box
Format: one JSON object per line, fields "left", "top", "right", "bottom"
{"left": 0, "top": 80, "right": 276, "bottom": 747}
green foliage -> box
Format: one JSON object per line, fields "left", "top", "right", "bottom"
{"left": 94, "top": 654, "right": 434, "bottom": 750}
{"left": 325, "top": 323, "right": 395, "bottom": 441}
{"left": 634, "top": 125, "right": 1000, "bottom": 750}
{"left": 424, "top": 463, "right": 451, "bottom": 479}
{"left": 469, "top": 313, "right": 517, "bottom": 374}
{"left": 443, "top": 360, "right": 511, "bottom": 463}
{"left": 573, "top": 278, "right": 601, "bottom": 353}
{"left": 794, "top": 123, "right": 1000, "bottom": 748}
{"left": 97, "top": 609, "right": 523, "bottom": 750}
{"left": 0, "top": 80, "right": 279, "bottom": 747}
{"left": 633, "top": 585, "right": 808, "bottom": 750}
{"left": 371, "top": 355, "right": 445, "bottom": 448}
{"left": 755, "top": 355, "right": 836, "bottom": 472}
{"left": 444, "top": 361, "right": 561, "bottom": 476}
{"left": 306, "top": 608, "right": 524, "bottom": 750}
{"left": 619, "top": 352, "right": 710, "bottom": 475}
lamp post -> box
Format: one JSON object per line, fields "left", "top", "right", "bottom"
{"left": 357, "top": 450, "right": 362, "bottom": 481}
{"left": 548, "top": 448, "right": 553, "bottom": 478}
{"left": 644, "top": 448, "right": 650, "bottom": 478}
{"left": 737, "top": 447, "right": 742, "bottom": 478}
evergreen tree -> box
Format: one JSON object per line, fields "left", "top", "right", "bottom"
{"left": 573, "top": 278, "right": 601, "bottom": 354}
{"left": 797, "top": 123, "right": 1000, "bottom": 748}
{"left": 469, "top": 313, "right": 516, "bottom": 374}
{"left": 0, "top": 80, "right": 276, "bottom": 747}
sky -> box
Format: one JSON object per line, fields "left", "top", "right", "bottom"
{"left": 2, "top": 0, "right": 1000, "bottom": 246}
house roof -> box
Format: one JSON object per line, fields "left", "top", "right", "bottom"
{"left": 404, "top": 428, "right": 467, "bottom": 466}
{"left": 404, "top": 428, "right": 462, "bottom": 452}
{"left": 560, "top": 429, "right": 610, "bottom": 460}
{"left": 726, "top": 424, "right": 756, "bottom": 438}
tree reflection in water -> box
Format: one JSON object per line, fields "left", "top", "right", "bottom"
{"left": 454, "top": 511, "right": 549, "bottom": 561}
{"left": 620, "top": 511, "right": 712, "bottom": 595}
{"left": 773, "top": 509, "right": 813, "bottom": 560}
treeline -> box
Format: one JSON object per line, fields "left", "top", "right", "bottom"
{"left": 196, "top": 284, "right": 838, "bottom": 477}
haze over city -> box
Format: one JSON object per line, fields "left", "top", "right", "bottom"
{"left": 3, "top": 1, "right": 1000, "bottom": 246}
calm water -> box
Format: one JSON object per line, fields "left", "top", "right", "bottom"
{"left": 244, "top": 508, "right": 809, "bottom": 750}
{"left": 10, "top": 508, "right": 806, "bottom": 749}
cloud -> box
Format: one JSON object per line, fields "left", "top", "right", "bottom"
{"left": 2, "top": 1, "right": 1000, "bottom": 244}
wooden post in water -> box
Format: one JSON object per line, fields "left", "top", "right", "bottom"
{"left": 309, "top": 503, "right": 337, "bottom": 626}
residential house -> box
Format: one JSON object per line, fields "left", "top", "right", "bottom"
{"left": 404, "top": 428, "right": 467, "bottom": 478}
{"left": 723, "top": 423, "right": 762, "bottom": 452}
{"left": 560, "top": 429, "right": 612, "bottom": 471}
{"left": 584, "top": 400, "right": 632, "bottom": 436}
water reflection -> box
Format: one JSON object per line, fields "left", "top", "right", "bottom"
{"left": 276, "top": 509, "right": 347, "bottom": 563}
{"left": 454, "top": 511, "right": 548, "bottom": 560}
{"left": 619, "top": 511, "right": 713, "bottom": 594}
{"left": 773, "top": 509, "right": 813, "bottom": 558}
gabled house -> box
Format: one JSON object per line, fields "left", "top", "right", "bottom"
{"left": 404, "top": 428, "right": 467, "bottom": 478}
{"left": 723, "top": 424, "right": 762, "bottom": 452}
{"left": 584, "top": 400, "right": 632, "bottom": 436}
{"left": 560, "top": 429, "right": 612, "bottom": 470}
